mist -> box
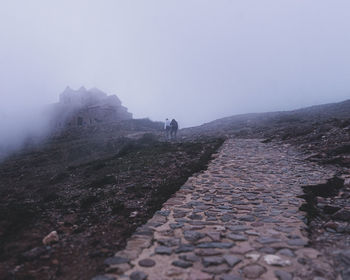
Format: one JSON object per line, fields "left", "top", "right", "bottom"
{"left": 1, "top": 0, "right": 350, "bottom": 158}
{"left": 0, "top": 104, "right": 52, "bottom": 160}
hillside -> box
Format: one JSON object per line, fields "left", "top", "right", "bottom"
{"left": 184, "top": 99, "right": 350, "bottom": 135}
{"left": 0, "top": 117, "right": 224, "bottom": 280}
{"left": 1, "top": 99, "right": 350, "bottom": 279}
{"left": 183, "top": 99, "right": 350, "bottom": 167}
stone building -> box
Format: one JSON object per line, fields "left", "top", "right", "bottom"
{"left": 50, "top": 86, "right": 132, "bottom": 128}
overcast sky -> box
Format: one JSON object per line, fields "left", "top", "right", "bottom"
{"left": 1, "top": 0, "right": 350, "bottom": 129}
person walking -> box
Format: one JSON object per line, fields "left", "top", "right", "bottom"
{"left": 164, "top": 118, "right": 171, "bottom": 140}
{"left": 170, "top": 119, "right": 178, "bottom": 140}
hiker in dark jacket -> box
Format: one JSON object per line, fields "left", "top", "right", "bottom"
{"left": 170, "top": 119, "right": 178, "bottom": 139}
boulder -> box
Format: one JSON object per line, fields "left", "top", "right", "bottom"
{"left": 42, "top": 231, "right": 59, "bottom": 245}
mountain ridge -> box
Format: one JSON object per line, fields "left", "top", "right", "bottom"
{"left": 184, "top": 98, "right": 350, "bottom": 136}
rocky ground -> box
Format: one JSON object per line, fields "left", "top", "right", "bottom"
{"left": 98, "top": 139, "right": 341, "bottom": 280}
{"left": 180, "top": 99, "right": 350, "bottom": 279}
{"left": 1, "top": 100, "right": 350, "bottom": 280}
{"left": 182, "top": 100, "right": 350, "bottom": 169}
{"left": 0, "top": 123, "right": 224, "bottom": 280}
{"left": 300, "top": 176, "right": 350, "bottom": 279}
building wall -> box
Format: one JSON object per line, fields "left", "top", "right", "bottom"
{"left": 51, "top": 88, "right": 132, "bottom": 128}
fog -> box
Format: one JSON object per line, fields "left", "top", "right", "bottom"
{"left": 1, "top": 0, "right": 350, "bottom": 156}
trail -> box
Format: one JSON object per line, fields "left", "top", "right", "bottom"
{"left": 96, "top": 139, "right": 337, "bottom": 280}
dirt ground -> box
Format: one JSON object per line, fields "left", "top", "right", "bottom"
{"left": 0, "top": 135, "right": 224, "bottom": 280}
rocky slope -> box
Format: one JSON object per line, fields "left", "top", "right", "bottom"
{"left": 183, "top": 99, "right": 350, "bottom": 279}
{"left": 183, "top": 99, "right": 350, "bottom": 167}
{"left": 0, "top": 118, "right": 224, "bottom": 280}
{"left": 1, "top": 99, "right": 349, "bottom": 279}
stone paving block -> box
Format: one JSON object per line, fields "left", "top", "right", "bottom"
{"left": 263, "top": 254, "right": 291, "bottom": 267}
{"left": 219, "top": 274, "right": 242, "bottom": 280}
{"left": 130, "top": 271, "right": 148, "bottom": 280}
{"left": 138, "top": 259, "right": 155, "bottom": 267}
{"left": 202, "top": 264, "right": 231, "bottom": 275}
{"left": 99, "top": 139, "right": 337, "bottom": 280}
{"left": 274, "top": 269, "right": 293, "bottom": 280}
{"left": 243, "top": 264, "right": 267, "bottom": 279}
{"left": 226, "top": 233, "right": 248, "bottom": 241}
{"left": 223, "top": 255, "right": 242, "bottom": 267}
{"left": 202, "top": 256, "right": 225, "bottom": 267}
{"left": 155, "top": 246, "right": 173, "bottom": 255}
{"left": 172, "top": 260, "right": 193, "bottom": 268}
{"left": 175, "top": 244, "right": 195, "bottom": 253}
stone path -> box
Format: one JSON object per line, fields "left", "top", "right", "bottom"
{"left": 95, "top": 139, "right": 338, "bottom": 280}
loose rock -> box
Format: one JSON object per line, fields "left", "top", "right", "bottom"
{"left": 42, "top": 231, "right": 59, "bottom": 245}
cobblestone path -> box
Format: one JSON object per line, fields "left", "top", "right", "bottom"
{"left": 97, "top": 139, "right": 338, "bottom": 280}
